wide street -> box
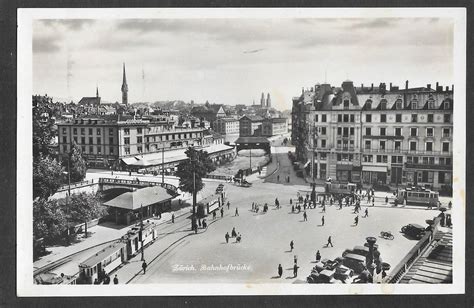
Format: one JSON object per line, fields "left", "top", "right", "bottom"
{"left": 129, "top": 145, "right": 443, "bottom": 284}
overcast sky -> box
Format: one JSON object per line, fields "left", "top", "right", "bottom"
{"left": 33, "top": 18, "right": 453, "bottom": 110}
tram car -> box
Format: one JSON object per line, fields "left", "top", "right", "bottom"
{"left": 78, "top": 241, "right": 126, "bottom": 284}
{"left": 121, "top": 221, "right": 158, "bottom": 258}
{"left": 325, "top": 181, "right": 357, "bottom": 196}
{"left": 395, "top": 187, "right": 439, "bottom": 207}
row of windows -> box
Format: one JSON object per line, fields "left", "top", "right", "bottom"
{"left": 364, "top": 140, "right": 450, "bottom": 152}
{"left": 365, "top": 99, "right": 450, "bottom": 111}
{"left": 364, "top": 127, "right": 450, "bottom": 137}
{"left": 64, "top": 136, "right": 116, "bottom": 145}
{"left": 407, "top": 156, "right": 452, "bottom": 165}
{"left": 67, "top": 127, "right": 115, "bottom": 136}
{"left": 63, "top": 145, "right": 115, "bottom": 155}
{"left": 365, "top": 113, "right": 450, "bottom": 123}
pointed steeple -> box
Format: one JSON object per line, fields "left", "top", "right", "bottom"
{"left": 96, "top": 85, "right": 99, "bottom": 98}
{"left": 121, "top": 63, "right": 128, "bottom": 105}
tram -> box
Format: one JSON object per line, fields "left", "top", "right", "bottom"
{"left": 395, "top": 187, "right": 440, "bottom": 207}
{"left": 78, "top": 241, "right": 127, "bottom": 284}
{"left": 325, "top": 181, "right": 357, "bottom": 196}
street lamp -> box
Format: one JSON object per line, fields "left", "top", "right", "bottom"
{"left": 140, "top": 203, "right": 145, "bottom": 261}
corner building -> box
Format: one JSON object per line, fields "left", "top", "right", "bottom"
{"left": 291, "top": 80, "right": 453, "bottom": 193}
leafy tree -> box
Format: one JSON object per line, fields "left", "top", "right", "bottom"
{"left": 32, "top": 95, "right": 56, "bottom": 159}
{"left": 33, "top": 198, "right": 67, "bottom": 245}
{"left": 68, "top": 141, "right": 87, "bottom": 182}
{"left": 33, "top": 154, "right": 65, "bottom": 200}
{"left": 68, "top": 192, "right": 106, "bottom": 238}
{"left": 175, "top": 147, "right": 216, "bottom": 215}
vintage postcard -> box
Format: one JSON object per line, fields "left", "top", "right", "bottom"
{"left": 17, "top": 7, "right": 466, "bottom": 296}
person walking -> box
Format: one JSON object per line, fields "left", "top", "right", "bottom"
{"left": 225, "top": 232, "right": 230, "bottom": 243}
{"left": 220, "top": 207, "right": 224, "bottom": 218}
{"left": 290, "top": 240, "right": 294, "bottom": 252}
{"left": 303, "top": 211, "right": 307, "bottom": 221}
{"left": 278, "top": 264, "right": 283, "bottom": 278}
{"left": 232, "top": 227, "right": 237, "bottom": 238}
{"left": 227, "top": 201, "right": 230, "bottom": 210}
{"left": 326, "top": 236, "right": 333, "bottom": 247}
{"left": 316, "top": 250, "right": 321, "bottom": 262}
{"left": 294, "top": 255, "right": 298, "bottom": 265}
{"left": 277, "top": 174, "right": 280, "bottom": 182}
{"left": 322, "top": 205, "right": 326, "bottom": 213}
{"left": 293, "top": 263, "right": 298, "bottom": 278}
{"left": 354, "top": 215, "right": 359, "bottom": 226}
{"left": 171, "top": 213, "right": 175, "bottom": 223}
{"left": 321, "top": 215, "right": 325, "bottom": 226}
{"left": 235, "top": 207, "right": 239, "bottom": 216}
{"left": 113, "top": 275, "right": 119, "bottom": 284}
{"left": 142, "top": 261, "right": 147, "bottom": 274}
{"left": 363, "top": 208, "right": 369, "bottom": 218}
{"left": 385, "top": 196, "right": 388, "bottom": 204}
{"left": 291, "top": 205, "right": 295, "bottom": 213}
{"left": 290, "top": 198, "right": 293, "bottom": 206}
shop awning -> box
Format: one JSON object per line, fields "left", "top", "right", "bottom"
{"left": 362, "top": 165, "right": 387, "bottom": 173}
{"left": 336, "top": 164, "right": 353, "bottom": 171}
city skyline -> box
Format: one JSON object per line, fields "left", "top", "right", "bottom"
{"left": 33, "top": 17, "right": 453, "bottom": 109}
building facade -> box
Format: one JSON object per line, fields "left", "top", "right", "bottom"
{"left": 291, "top": 80, "right": 453, "bottom": 192}
{"left": 239, "top": 115, "right": 263, "bottom": 137}
{"left": 262, "top": 117, "right": 288, "bottom": 136}
{"left": 214, "top": 117, "right": 240, "bottom": 135}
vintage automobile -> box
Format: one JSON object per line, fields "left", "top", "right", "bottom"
{"left": 401, "top": 223, "right": 426, "bottom": 240}
{"left": 307, "top": 268, "right": 337, "bottom": 284}
{"left": 342, "top": 245, "right": 370, "bottom": 258}
{"left": 342, "top": 253, "right": 367, "bottom": 275}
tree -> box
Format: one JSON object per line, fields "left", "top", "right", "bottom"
{"left": 33, "top": 154, "right": 65, "bottom": 200}
{"left": 175, "top": 147, "right": 216, "bottom": 216}
{"left": 33, "top": 198, "right": 67, "bottom": 246}
{"left": 68, "top": 192, "right": 106, "bottom": 238}
{"left": 32, "top": 95, "right": 56, "bottom": 159}
{"left": 68, "top": 141, "right": 87, "bottom": 182}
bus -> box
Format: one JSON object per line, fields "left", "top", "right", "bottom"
{"left": 325, "top": 181, "right": 357, "bottom": 196}
{"left": 395, "top": 187, "right": 439, "bottom": 207}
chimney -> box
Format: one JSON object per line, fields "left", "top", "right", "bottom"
{"left": 361, "top": 83, "right": 364, "bottom": 90}
{"left": 427, "top": 84, "right": 431, "bottom": 90}
{"left": 436, "top": 82, "right": 439, "bottom": 90}
{"left": 371, "top": 83, "right": 374, "bottom": 91}
{"left": 452, "top": 84, "right": 454, "bottom": 92}
{"left": 405, "top": 80, "right": 409, "bottom": 90}
{"left": 445, "top": 86, "right": 449, "bottom": 91}
{"left": 390, "top": 82, "right": 392, "bottom": 91}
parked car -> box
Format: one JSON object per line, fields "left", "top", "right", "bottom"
{"left": 342, "top": 253, "right": 367, "bottom": 274}
{"left": 401, "top": 223, "right": 426, "bottom": 240}
{"left": 342, "top": 245, "right": 370, "bottom": 258}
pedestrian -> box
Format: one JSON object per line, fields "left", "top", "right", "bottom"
{"left": 235, "top": 207, "right": 239, "bottom": 216}
{"left": 236, "top": 233, "right": 242, "bottom": 243}
{"left": 326, "top": 236, "right": 333, "bottom": 247}
{"left": 113, "top": 275, "right": 119, "bottom": 284}
{"left": 303, "top": 202, "right": 306, "bottom": 211}
{"left": 372, "top": 198, "right": 375, "bottom": 207}
{"left": 227, "top": 201, "right": 230, "bottom": 210}
{"left": 171, "top": 213, "right": 175, "bottom": 223}
{"left": 291, "top": 205, "right": 295, "bottom": 213}
{"left": 290, "top": 240, "right": 294, "bottom": 251}
{"left": 225, "top": 232, "right": 230, "bottom": 243}
{"left": 194, "top": 224, "right": 198, "bottom": 234}
{"left": 232, "top": 227, "right": 237, "bottom": 237}
{"left": 213, "top": 211, "right": 216, "bottom": 220}
{"left": 321, "top": 215, "right": 325, "bottom": 226}
{"left": 278, "top": 264, "right": 283, "bottom": 278}
{"left": 220, "top": 207, "right": 224, "bottom": 218}
{"left": 293, "top": 263, "right": 298, "bottom": 278}
{"left": 202, "top": 219, "right": 207, "bottom": 228}
{"left": 364, "top": 208, "right": 369, "bottom": 218}
{"left": 303, "top": 211, "right": 307, "bottom": 221}
{"left": 354, "top": 215, "right": 359, "bottom": 226}
{"left": 290, "top": 198, "right": 293, "bottom": 206}
{"left": 104, "top": 274, "right": 110, "bottom": 284}
{"left": 294, "top": 255, "right": 298, "bottom": 265}
{"left": 252, "top": 202, "right": 255, "bottom": 211}
{"left": 277, "top": 174, "right": 280, "bottom": 182}
{"left": 316, "top": 250, "right": 321, "bottom": 262}
{"left": 142, "top": 261, "right": 147, "bottom": 274}
{"left": 93, "top": 278, "right": 100, "bottom": 285}
{"left": 448, "top": 201, "right": 452, "bottom": 209}
{"left": 198, "top": 219, "right": 202, "bottom": 228}
{"left": 385, "top": 196, "right": 388, "bottom": 204}
{"left": 322, "top": 205, "right": 326, "bottom": 213}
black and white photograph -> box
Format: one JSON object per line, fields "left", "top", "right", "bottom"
{"left": 17, "top": 8, "right": 466, "bottom": 296}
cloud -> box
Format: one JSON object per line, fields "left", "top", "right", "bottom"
{"left": 41, "top": 19, "right": 95, "bottom": 30}
{"left": 33, "top": 35, "right": 61, "bottom": 53}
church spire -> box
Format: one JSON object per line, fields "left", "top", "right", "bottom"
{"left": 121, "top": 63, "right": 128, "bottom": 105}
{"left": 96, "top": 84, "right": 99, "bottom": 98}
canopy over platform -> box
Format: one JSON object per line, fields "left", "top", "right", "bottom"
{"left": 234, "top": 136, "right": 271, "bottom": 153}
{"left": 103, "top": 185, "right": 176, "bottom": 211}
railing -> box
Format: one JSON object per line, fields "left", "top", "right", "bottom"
{"left": 383, "top": 217, "right": 441, "bottom": 283}
{"left": 98, "top": 178, "right": 178, "bottom": 194}
{"left": 57, "top": 180, "right": 94, "bottom": 192}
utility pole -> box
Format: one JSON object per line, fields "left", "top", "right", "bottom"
{"left": 162, "top": 147, "right": 165, "bottom": 183}
{"left": 140, "top": 203, "right": 145, "bottom": 261}
{"left": 65, "top": 158, "right": 71, "bottom": 245}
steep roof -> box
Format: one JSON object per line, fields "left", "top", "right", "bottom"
{"left": 103, "top": 185, "right": 175, "bottom": 210}
{"left": 78, "top": 97, "right": 101, "bottom": 106}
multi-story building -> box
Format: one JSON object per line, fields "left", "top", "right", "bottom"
{"left": 291, "top": 80, "right": 453, "bottom": 192}
{"left": 239, "top": 115, "right": 263, "bottom": 137}
{"left": 214, "top": 117, "right": 240, "bottom": 135}
{"left": 57, "top": 118, "right": 207, "bottom": 168}
{"left": 262, "top": 117, "right": 288, "bottom": 136}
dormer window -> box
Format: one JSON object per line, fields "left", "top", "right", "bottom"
{"left": 366, "top": 100, "right": 372, "bottom": 110}
{"left": 343, "top": 99, "right": 350, "bottom": 109}
{"left": 380, "top": 99, "right": 387, "bottom": 110}
{"left": 411, "top": 101, "right": 418, "bottom": 109}
{"left": 444, "top": 101, "right": 450, "bottom": 109}
{"left": 428, "top": 99, "right": 435, "bottom": 109}
{"left": 395, "top": 98, "right": 402, "bottom": 110}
